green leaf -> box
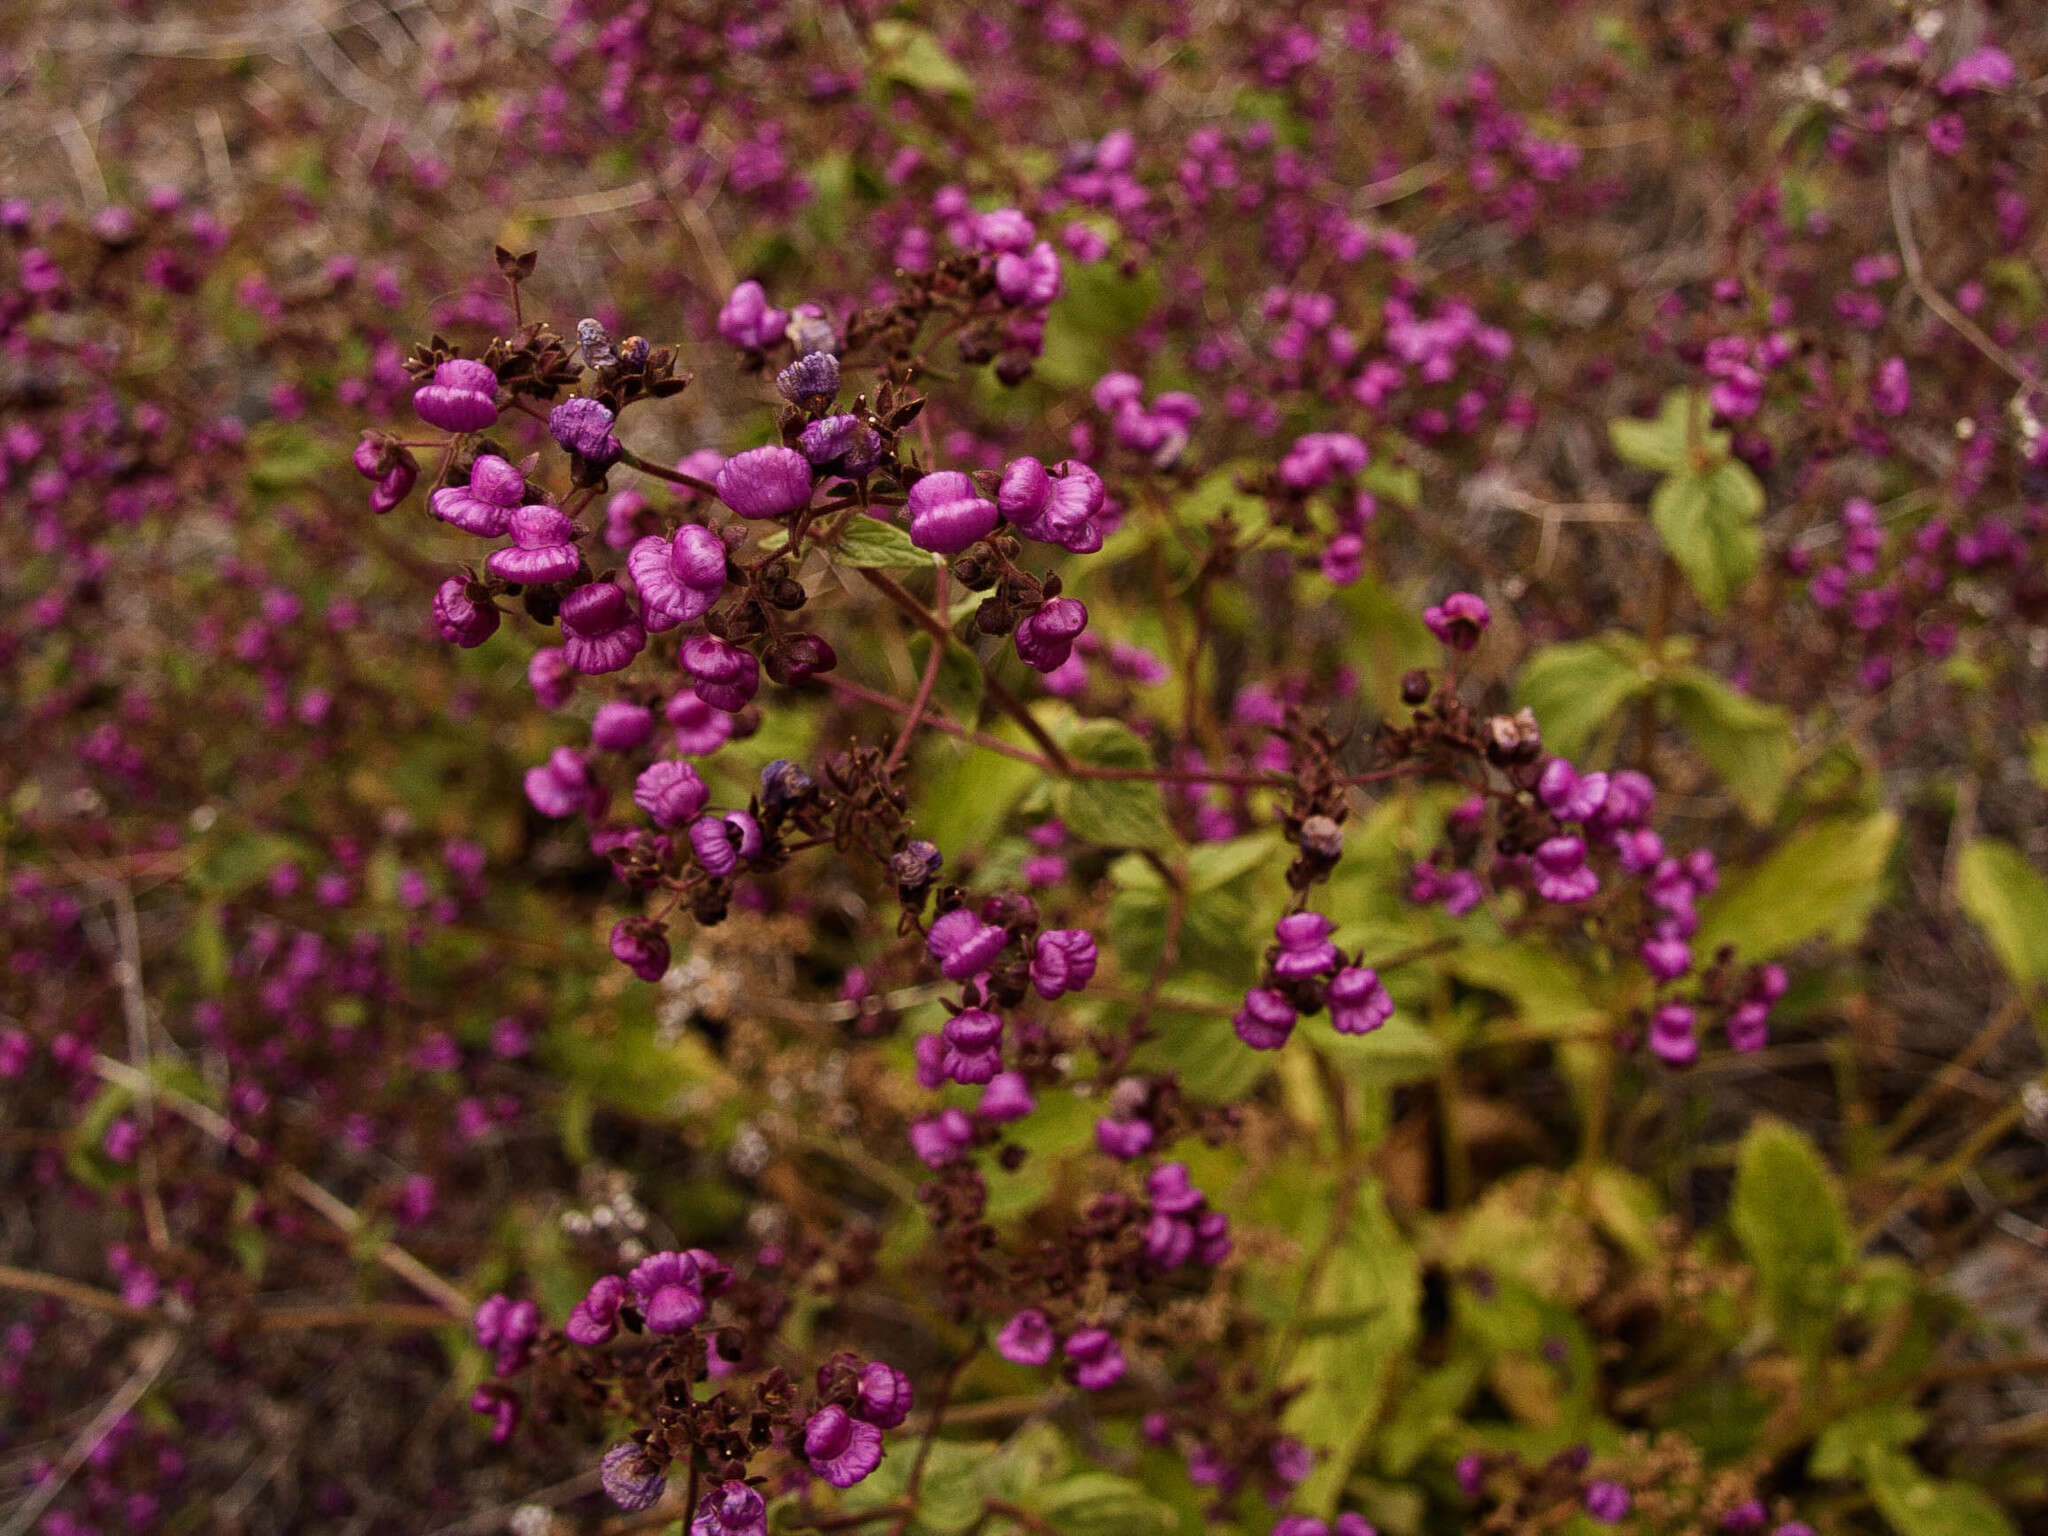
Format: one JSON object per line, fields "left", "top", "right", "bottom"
{"left": 1956, "top": 839, "right": 2048, "bottom": 987}
{"left": 1054, "top": 720, "right": 1177, "bottom": 850}
{"left": 1515, "top": 635, "right": 1650, "bottom": 762}
{"left": 1698, "top": 811, "right": 1899, "bottom": 961}
{"left": 907, "top": 632, "right": 986, "bottom": 731}
{"left": 1649, "top": 459, "right": 1763, "bottom": 611}
{"left": 832, "top": 515, "right": 939, "bottom": 570}
{"left": 1024, "top": 1473, "right": 1176, "bottom": 1536}
{"left": 1608, "top": 389, "right": 1726, "bottom": 473}
{"left": 868, "top": 20, "right": 972, "bottom": 96}
{"left": 1730, "top": 1120, "right": 1851, "bottom": 1353}
{"left": 1282, "top": 1184, "right": 1422, "bottom": 1512}
{"left": 1663, "top": 666, "right": 1795, "bottom": 823}
{"left": 1810, "top": 1402, "right": 1924, "bottom": 1479}
{"left": 1447, "top": 942, "right": 1605, "bottom": 1037}
{"left": 1863, "top": 1449, "right": 2018, "bottom": 1536}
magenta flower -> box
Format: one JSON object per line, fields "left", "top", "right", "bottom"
{"left": 717, "top": 279, "right": 788, "bottom": 349}
{"left": 681, "top": 635, "right": 760, "bottom": 713}
{"left": 1327, "top": 967, "right": 1392, "bottom": 1035}
{"left": 566, "top": 1274, "right": 626, "bottom": 1345}
{"left": 999, "top": 457, "right": 1104, "bottom": 551}
{"left": 634, "top": 760, "right": 709, "bottom": 828}
{"left": 413, "top": 358, "right": 499, "bottom": 433}
{"left": 610, "top": 918, "right": 671, "bottom": 983}
{"left": 430, "top": 454, "right": 525, "bottom": 535}
{"left": 487, "top": 505, "right": 582, "bottom": 585}
{"left": 1532, "top": 835, "right": 1598, "bottom": 904}
{"left": 1233, "top": 987, "right": 1297, "bottom": 1050}
{"left": 909, "top": 1107, "right": 975, "bottom": 1167}
{"left": 1014, "top": 597, "right": 1088, "bottom": 672}
{"left": 549, "top": 397, "right": 621, "bottom": 465}
{"left": 692, "top": 1481, "right": 768, "bottom": 1536}
{"left": 994, "top": 242, "right": 1062, "bottom": 307}
{"left": 939, "top": 1008, "right": 1004, "bottom": 1085}
{"left": 432, "top": 578, "right": 499, "bottom": 648}
{"left": 716, "top": 445, "right": 813, "bottom": 520}
{"left": 1063, "top": 1328, "right": 1126, "bottom": 1390}
{"left": 525, "top": 747, "right": 601, "bottom": 819}
{"left": 927, "top": 907, "right": 1007, "bottom": 979}
{"left": 559, "top": 582, "right": 645, "bottom": 675}
{"left": 1537, "top": 759, "right": 1609, "bottom": 823}
{"left": 977, "top": 1071, "right": 1036, "bottom": 1122}
{"left": 1030, "top": 929, "right": 1098, "bottom": 998}
{"left": 855, "top": 1361, "right": 914, "bottom": 1428}
{"left": 629, "top": 526, "right": 727, "bottom": 632}
{"left": 907, "top": 470, "right": 998, "bottom": 554}
{"left": 1423, "top": 592, "right": 1490, "bottom": 650}
{"left": 627, "top": 1250, "right": 706, "bottom": 1332}
{"left": 1649, "top": 1002, "right": 1697, "bottom": 1067}
{"left": 996, "top": 1308, "right": 1056, "bottom": 1365}
{"left": 1095, "top": 1116, "right": 1154, "bottom": 1159}
{"left": 803, "top": 1404, "right": 884, "bottom": 1487}
{"left": 1272, "top": 911, "right": 1339, "bottom": 979}
{"left": 591, "top": 700, "right": 654, "bottom": 752}
{"left": 668, "top": 689, "right": 736, "bottom": 755}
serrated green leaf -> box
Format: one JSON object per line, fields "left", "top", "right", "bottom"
{"left": 1730, "top": 1120, "right": 1851, "bottom": 1354}
{"left": 1663, "top": 665, "right": 1795, "bottom": 823}
{"left": 1515, "top": 635, "right": 1651, "bottom": 762}
{"left": 1698, "top": 811, "right": 1899, "bottom": 961}
{"left": 1054, "top": 720, "right": 1177, "bottom": 850}
{"left": 833, "top": 515, "right": 939, "bottom": 570}
{"left": 1649, "top": 459, "right": 1763, "bottom": 611}
{"left": 1956, "top": 838, "right": 2048, "bottom": 987}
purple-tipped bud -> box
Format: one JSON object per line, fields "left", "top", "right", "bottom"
{"left": 716, "top": 445, "right": 813, "bottom": 520}
{"left": 413, "top": 358, "right": 499, "bottom": 433}
{"left": 776, "top": 351, "right": 841, "bottom": 406}
{"left": 1423, "top": 592, "right": 1490, "bottom": 651}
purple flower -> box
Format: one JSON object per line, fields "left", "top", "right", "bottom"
{"left": 940, "top": 1008, "right": 1005, "bottom": 1085}
{"left": 433, "top": 578, "right": 499, "bottom": 648}
{"left": 804, "top": 1404, "right": 884, "bottom": 1487}
{"left": 996, "top": 1308, "right": 1056, "bottom": 1365}
{"left": 592, "top": 700, "right": 654, "bottom": 752}
{"left": 776, "top": 351, "right": 841, "bottom": 406}
{"left": 1234, "top": 987, "right": 1297, "bottom": 1050}
{"left": 567, "top": 1274, "right": 626, "bottom": 1345}
{"left": 413, "top": 358, "right": 499, "bottom": 433}
{"left": 1014, "top": 597, "right": 1089, "bottom": 672}
{"left": 630, "top": 524, "right": 728, "bottom": 629}
{"left": 1423, "top": 592, "right": 1490, "bottom": 650}
{"left": 1147, "top": 1162, "right": 1204, "bottom": 1215}
{"left": 1649, "top": 1002, "right": 1697, "bottom": 1067}
{"left": 909, "top": 1107, "right": 976, "bottom": 1167}
{"left": 1641, "top": 928, "right": 1692, "bottom": 983}
{"left": 525, "top": 747, "right": 601, "bottom": 819}
{"left": 1872, "top": 355, "right": 1911, "bottom": 418}
{"left": 1725, "top": 1001, "right": 1769, "bottom": 1053}
{"left": 1590, "top": 769, "right": 1655, "bottom": 832}
{"left": 1095, "top": 1116, "right": 1154, "bottom": 1159}
{"left": 681, "top": 635, "right": 760, "bottom": 713}
{"left": 1030, "top": 929, "right": 1098, "bottom": 998}
{"left": 1719, "top": 1502, "right": 1767, "bottom": 1533}
{"left": 717, "top": 280, "right": 788, "bottom": 349}
{"left": 978, "top": 1071, "right": 1036, "bottom": 1122}
{"left": 1278, "top": 431, "right": 1370, "bottom": 491}
{"left": 1327, "top": 967, "right": 1392, "bottom": 1035}
{"left": 689, "top": 815, "right": 741, "bottom": 877}
{"left": 627, "top": 1250, "right": 706, "bottom": 1332}
{"left": 855, "top": 1361, "right": 914, "bottom": 1428}
{"left": 530, "top": 647, "right": 574, "bottom": 709}
{"left": 1000, "top": 457, "right": 1105, "bottom": 551}
{"left": 487, "top": 505, "right": 582, "bottom": 586}
{"left": 693, "top": 1483, "right": 767, "bottom": 1536}
{"left": 610, "top": 919, "right": 670, "bottom": 982}
{"left": 799, "top": 414, "right": 883, "bottom": 474}
{"left": 668, "top": 690, "right": 735, "bottom": 756}
{"left": 994, "top": 242, "right": 1063, "bottom": 307}
{"left": 634, "top": 761, "right": 710, "bottom": 828}
{"left": 1272, "top": 911, "right": 1339, "bottom": 979}
{"left": 430, "top": 455, "right": 525, "bottom": 535}
{"left": 927, "top": 907, "right": 1008, "bottom": 979}
{"left": 1537, "top": 760, "right": 1610, "bottom": 823}
{"left": 559, "top": 582, "right": 646, "bottom": 675}
{"left": 975, "top": 208, "right": 1036, "bottom": 252}
{"left": 600, "top": 1441, "right": 667, "bottom": 1513}
{"left": 474, "top": 1294, "right": 540, "bottom": 1375}
{"left": 1938, "top": 46, "right": 2015, "bottom": 96}
{"left": 717, "top": 445, "right": 813, "bottom": 520}
{"left": 548, "top": 398, "right": 622, "bottom": 466}
{"left": 907, "top": 470, "right": 999, "bottom": 554}
{"left": 1533, "top": 836, "right": 1598, "bottom": 904}
{"left": 356, "top": 438, "right": 419, "bottom": 514}
{"left": 1063, "top": 1328, "right": 1126, "bottom": 1390}
{"left": 1585, "top": 1481, "right": 1631, "bottom": 1523}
